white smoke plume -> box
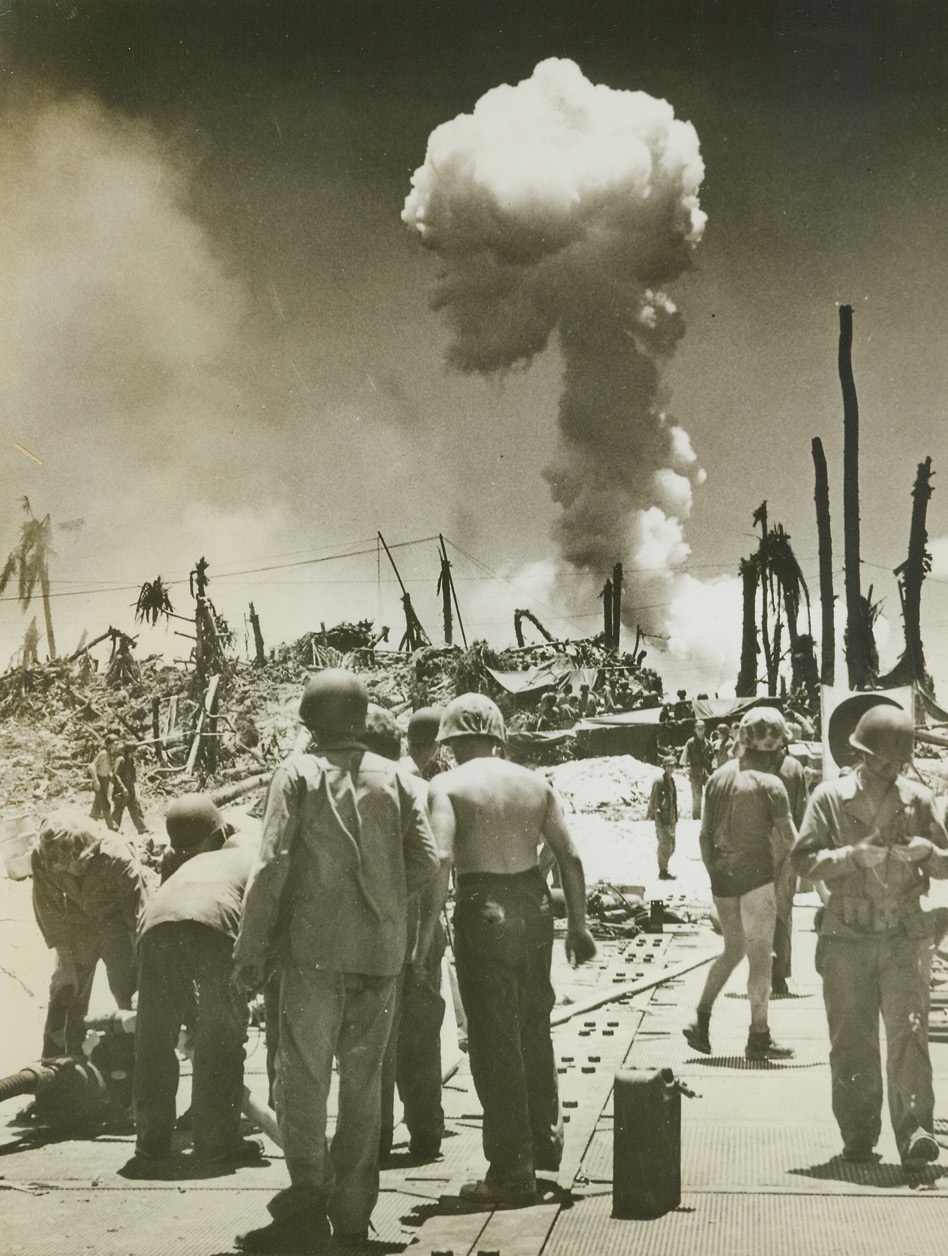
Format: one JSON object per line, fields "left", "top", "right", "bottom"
{"left": 403, "top": 58, "right": 706, "bottom": 633}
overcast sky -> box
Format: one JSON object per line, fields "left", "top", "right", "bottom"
{"left": 2, "top": 0, "right": 946, "bottom": 698}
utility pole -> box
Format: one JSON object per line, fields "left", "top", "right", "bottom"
{"left": 436, "top": 535, "right": 467, "bottom": 648}
{"left": 378, "top": 532, "right": 430, "bottom": 652}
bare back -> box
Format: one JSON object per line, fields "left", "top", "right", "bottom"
{"left": 436, "top": 757, "right": 554, "bottom": 875}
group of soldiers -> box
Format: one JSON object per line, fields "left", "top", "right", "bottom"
{"left": 534, "top": 675, "right": 663, "bottom": 730}
{"left": 28, "top": 671, "right": 597, "bottom": 1253}
{"left": 25, "top": 678, "right": 948, "bottom": 1252}
{"left": 683, "top": 702, "right": 948, "bottom": 1168}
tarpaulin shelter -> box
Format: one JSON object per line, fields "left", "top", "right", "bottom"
{"left": 486, "top": 663, "right": 602, "bottom": 699}
{"left": 573, "top": 708, "right": 663, "bottom": 761}
{"left": 691, "top": 696, "right": 783, "bottom": 723}
{"left": 485, "top": 663, "right": 571, "bottom": 696}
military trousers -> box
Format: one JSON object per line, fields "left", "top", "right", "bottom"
{"left": 816, "top": 933, "right": 934, "bottom": 1155}
{"left": 454, "top": 867, "right": 562, "bottom": 1183}
{"left": 134, "top": 921, "right": 249, "bottom": 1159}
{"left": 43, "top": 929, "right": 137, "bottom": 1058}
{"left": 380, "top": 920, "right": 446, "bottom": 1157}
{"left": 269, "top": 966, "right": 396, "bottom": 1234}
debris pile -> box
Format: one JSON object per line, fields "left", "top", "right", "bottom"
{"left": 547, "top": 755, "right": 662, "bottom": 820}
{"left": 0, "top": 614, "right": 666, "bottom": 823}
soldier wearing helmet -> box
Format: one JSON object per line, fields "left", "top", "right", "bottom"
{"left": 161, "top": 793, "right": 230, "bottom": 881}
{"left": 792, "top": 703, "right": 948, "bottom": 1167}
{"left": 680, "top": 718, "right": 713, "bottom": 820}
{"left": 232, "top": 669, "right": 439, "bottom": 1252}
{"left": 31, "top": 808, "right": 147, "bottom": 1059}
{"left": 683, "top": 705, "right": 799, "bottom": 1064}
{"left": 128, "top": 795, "right": 261, "bottom": 1175}
{"left": 404, "top": 706, "right": 445, "bottom": 779}
{"left": 424, "top": 693, "right": 597, "bottom": 1208}
{"left": 723, "top": 709, "right": 811, "bottom": 997}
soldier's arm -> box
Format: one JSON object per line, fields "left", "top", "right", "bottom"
{"left": 698, "top": 782, "right": 716, "bottom": 869}
{"left": 415, "top": 779, "right": 456, "bottom": 967}
{"left": 233, "top": 765, "right": 298, "bottom": 989}
{"left": 31, "top": 858, "right": 69, "bottom": 949}
{"left": 890, "top": 795, "right": 948, "bottom": 875}
{"left": 541, "top": 787, "right": 596, "bottom": 966}
{"left": 646, "top": 778, "right": 658, "bottom": 820}
{"left": 110, "top": 848, "right": 148, "bottom": 940}
{"left": 765, "top": 777, "right": 797, "bottom": 863}
{"left": 398, "top": 770, "right": 441, "bottom": 896}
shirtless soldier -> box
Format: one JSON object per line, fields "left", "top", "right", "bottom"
{"left": 424, "top": 693, "right": 597, "bottom": 1208}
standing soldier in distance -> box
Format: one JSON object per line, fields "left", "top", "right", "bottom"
{"left": 680, "top": 719, "right": 713, "bottom": 821}
{"left": 111, "top": 740, "right": 149, "bottom": 836}
{"left": 425, "top": 694, "right": 597, "bottom": 1208}
{"left": 89, "top": 731, "right": 120, "bottom": 830}
{"left": 403, "top": 706, "right": 445, "bottom": 780}
{"left": 647, "top": 755, "right": 680, "bottom": 881}
{"left": 791, "top": 705, "right": 948, "bottom": 1166}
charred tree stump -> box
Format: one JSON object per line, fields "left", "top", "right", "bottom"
{"left": 602, "top": 578, "right": 614, "bottom": 646}
{"left": 736, "top": 557, "right": 759, "bottom": 697}
{"left": 898, "top": 456, "right": 934, "bottom": 687}
{"left": 839, "top": 306, "right": 874, "bottom": 689}
{"left": 811, "top": 437, "right": 836, "bottom": 687}
{"left": 880, "top": 457, "right": 936, "bottom": 692}
{"left": 612, "top": 563, "right": 623, "bottom": 650}
{"left": 249, "top": 603, "right": 266, "bottom": 667}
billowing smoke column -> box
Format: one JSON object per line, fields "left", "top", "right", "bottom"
{"left": 403, "top": 58, "right": 706, "bottom": 633}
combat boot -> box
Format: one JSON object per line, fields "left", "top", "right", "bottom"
{"left": 682, "top": 1011, "right": 712, "bottom": 1056}
{"left": 901, "top": 1128, "right": 939, "bottom": 1165}
{"left": 745, "top": 1029, "right": 794, "bottom": 1062}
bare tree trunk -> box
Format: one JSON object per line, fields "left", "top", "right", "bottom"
{"left": 900, "top": 457, "right": 933, "bottom": 685}
{"left": 755, "top": 503, "right": 778, "bottom": 695}
{"left": 249, "top": 602, "right": 266, "bottom": 667}
{"left": 736, "top": 558, "right": 758, "bottom": 697}
{"left": 839, "top": 305, "right": 871, "bottom": 689}
{"left": 811, "top": 437, "right": 836, "bottom": 686}
{"left": 439, "top": 552, "right": 453, "bottom": 646}
{"left": 602, "top": 578, "right": 614, "bottom": 646}
{"left": 40, "top": 564, "right": 57, "bottom": 659}
{"left": 612, "top": 563, "right": 623, "bottom": 650}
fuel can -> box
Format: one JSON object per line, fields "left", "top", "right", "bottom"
{"left": 612, "top": 1066, "right": 681, "bottom": 1218}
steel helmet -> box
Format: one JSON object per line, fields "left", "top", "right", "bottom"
{"left": 849, "top": 705, "right": 914, "bottom": 765}
{"left": 437, "top": 693, "right": 506, "bottom": 744}
{"left": 739, "top": 706, "right": 789, "bottom": 752}
{"left": 165, "top": 794, "right": 226, "bottom": 852}
{"left": 37, "top": 809, "right": 103, "bottom": 873}
{"left": 299, "top": 669, "right": 368, "bottom": 737}
{"left": 361, "top": 703, "right": 402, "bottom": 761}
{"left": 407, "top": 706, "right": 443, "bottom": 747}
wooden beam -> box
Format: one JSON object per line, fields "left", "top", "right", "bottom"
{"left": 185, "top": 673, "right": 221, "bottom": 775}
